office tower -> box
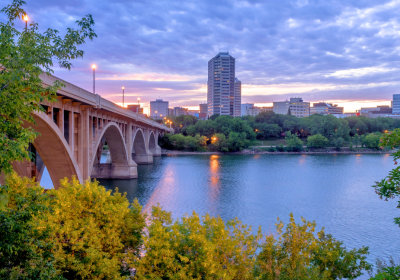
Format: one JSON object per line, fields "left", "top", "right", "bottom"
{"left": 234, "top": 78, "right": 241, "bottom": 117}
{"left": 393, "top": 94, "right": 400, "bottom": 115}
{"left": 150, "top": 99, "right": 169, "bottom": 119}
{"left": 207, "top": 52, "right": 240, "bottom": 117}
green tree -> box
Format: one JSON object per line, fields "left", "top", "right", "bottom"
{"left": 286, "top": 131, "right": 303, "bottom": 152}
{"left": 136, "top": 205, "right": 262, "bottom": 279}
{"left": 0, "top": 174, "right": 62, "bottom": 279}
{"left": 0, "top": 0, "right": 96, "bottom": 174}
{"left": 332, "top": 137, "right": 344, "bottom": 151}
{"left": 373, "top": 129, "right": 400, "bottom": 226}
{"left": 364, "top": 133, "right": 381, "bottom": 149}
{"left": 307, "top": 134, "right": 329, "bottom": 149}
{"left": 211, "top": 133, "right": 229, "bottom": 152}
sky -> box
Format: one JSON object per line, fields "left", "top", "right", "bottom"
{"left": 2, "top": 0, "right": 400, "bottom": 113}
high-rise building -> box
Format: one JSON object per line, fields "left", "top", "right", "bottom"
{"left": 199, "top": 103, "right": 208, "bottom": 114}
{"left": 207, "top": 52, "right": 241, "bottom": 117}
{"left": 173, "top": 107, "right": 188, "bottom": 116}
{"left": 150, "top": 99, "right": 168, "bottom": 119}
{"left": 393, "top": 94, "right": 400, "bottom": 115}
{"left": 234, "top": 78, "right": 241, "bottom": 117}
{"left": 273, "top": 97, "right": 310, "bottom": 118}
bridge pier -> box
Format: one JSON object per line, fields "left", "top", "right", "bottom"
{"left": 91, "top": 162, "right": 137, "bottom": 179}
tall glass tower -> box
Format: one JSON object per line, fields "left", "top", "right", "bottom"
{"left": 207, "top": 52, "right": 241, "bottom": 117}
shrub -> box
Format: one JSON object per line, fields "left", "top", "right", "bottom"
{"left": 267, "top": 146, "right": 277, "bottom": 152}
{"left": 307, "top": 134, "right": 329, "bottom": 149}
{"left": 332, "top": 137, "right": 345, "bottom": 151}
{"left": 255, "top": 214, "right": 371, "bottom": 279}
{"left": 136, "top": 205, "right": 262, "bottom": 279}
{"left": 276, "top": 144, "right": 285, "bottom": 152}
{"left": 0, "top": 174, "right": 61, "bottom": 279}
{"left": 44, "top": 178, "right": 146, "bottom": 279}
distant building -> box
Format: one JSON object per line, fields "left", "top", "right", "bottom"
{"left": 173, "top": 107, "right": 188, "bottom": 116}
{"left": 334, "top": 113, "right": 358, "bottom": 118}
{"left": 241, "top": 103, "right": 254, "bottom": 116}
{"left": 167, "top": 108, "right": 174, "bottom": 116}
{"left": 127, "top": 104, "right": 143, "bottom": 114}
{"left": 187, "top": 110, "right": 199, "bottom": 117}
{"left": 199, "top": 103, "right": 208, "bottom": 114}
{"left": 207, "top": 52, "right": 240, "bottom": 117}
{"left": 273, "top": 97, "right": 310, "bottom": 118}
{"left": 150, "top": 99, "right": 169, "bottom": 119}
{"left": 245, "top": 106, "right": 273, "bottom": 117}
{"left": 311, "top": 102, "right": 344, "bottom": 115}
{"left": 359, "top": 106, "right": 392, "bottom": 118}
{"left": 234, "top": 78, "right": 241, "bottom": 117}
{"left": 393, "top": 94, "right": 400, "bottom": 115}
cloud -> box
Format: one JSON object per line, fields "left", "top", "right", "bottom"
{"left": 1, "top": 0, "right": 400, "bottom": 111}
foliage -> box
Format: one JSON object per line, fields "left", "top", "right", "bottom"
{"left": 136, "top": 205, "right": 262, "bottom": 280}
{"left": 332, "top": 137, "right": 344, "bottom": 151}
{"left": 373, "top": 129, "right": 400, "bottom": 226}
{"left": 369, "top": 257, "right": 400, "bottom": 280}
{"left": 0, "top": 173, "right": 62, "bottom": 279}
{"left": 43, "top": 178, "right": 146, "bottom": 279}
{"left": 255, "top": 214, "right": 371, "bottom": 280}
{"left": 0, "top": 0, "right": 96, "bottom": 174}
{"left": 364, "top": 133, "right": 381, "bottom": 149}
{"left": 285, "top": 131, "right": 303, "bottom": 152}
{"left": 307, "top": 134, "right": 329, "bottom": 149}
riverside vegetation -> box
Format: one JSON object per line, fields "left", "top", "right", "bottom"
{"left": 160, "top": 113, "right": 396, "bottom": 152}
{"left": 1, "top": 0, "right": 399, "bottom": 279}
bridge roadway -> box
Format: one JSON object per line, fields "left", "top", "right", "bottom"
{"left": 8, "top": 74, "right": 173, "bottom": 189}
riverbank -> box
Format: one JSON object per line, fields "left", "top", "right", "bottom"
{"left": 162, "top": 147, "right": 394, "bottom": 156}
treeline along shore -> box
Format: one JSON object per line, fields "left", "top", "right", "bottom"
{"left": 160, "top": 112, "right": 400, "bottom": 153}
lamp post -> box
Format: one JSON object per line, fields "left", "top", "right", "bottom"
{"left": 122, "top": 87, "right": 125, "bottom": 107}
{"left": 23, "top": 15, "right": 28, "bottom": 30}
{"left": 155, "top": 111, "right": 158, "bottom": 121}
{"left": 92, "top": 65, "right": 96, "bottom": 94}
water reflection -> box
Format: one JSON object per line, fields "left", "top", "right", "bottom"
{"left": 208, "top": 155, "right": 221, "bottom": 212}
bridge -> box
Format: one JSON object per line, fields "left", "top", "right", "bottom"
{"left": 9, "top": 74, "right": 172, "bottom": 189}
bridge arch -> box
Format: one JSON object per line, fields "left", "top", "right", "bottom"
{"left": 132, "top": 129, "right": 152, "bottom": 164}
{"left": 18, "top": 111, "right": 83, "bottom": 189}
{"left": 90, "top": 122, "right": 131, "bottom": 177}
{"left": 149, "top": 131, "right": 157, "bottom": 154}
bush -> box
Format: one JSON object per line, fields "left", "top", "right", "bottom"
{"left": 0, "top": 174, "right": 61, "bottom": 279}
{"left": 255, "top": 214, "right": 371, "bottom": 279}
{"left": 307, "top": 134, "right": 329, "bottom": 149}
{"left": 44, "top": 178, "right": 146, "bottom": 279}
{"left": 332, "top": 137, "right": 345, "bottom": 151}
{"left": 267, "top": 146, "right": 277, "bottom": 152}
{"left": 136, "top": 205, "right": 262, "bottom": 279}
{"left": 276, "top": 144, "right": 285, "bottom": 152}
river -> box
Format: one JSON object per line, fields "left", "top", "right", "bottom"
{"left": 42, "top": 153, "right": 400, "bottom": 278}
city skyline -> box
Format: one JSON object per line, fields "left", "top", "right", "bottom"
{"left": 2, "top": 0, "right": 399, "bottom": 112}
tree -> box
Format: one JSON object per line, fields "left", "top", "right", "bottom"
{"left": 286, "top": 131, "right": 303, "bottom": 152}
{"left": 287, "top": 108, "right": 292, "bottom": 115}
{"left": 332, "top": 137, "right": 344, "bottom": 151}
{"left": 307, "top": 134, "right": 329, "bottom": 149}
{"left": 0, "top": 173, "right": 61, "bottom": 279}
{"left": 0, "top": 0, "right": 96, "bottom": 174}
{"left": 373, "top": 129, "right": 400, "bottom": 226}
{"left": 211, "top": 133, "right": 229, "bottom": 152}
{"left": 255, "top": 214, "right": 371, "bottom": 280}
{"left": 364, "top": 133, "right": 381, "bottom": 149}
{"left": 136, "top": 205, "right": 262, "bottom": 279}
{"left": 43, "top": 178, "right": 146, "bottom": 279}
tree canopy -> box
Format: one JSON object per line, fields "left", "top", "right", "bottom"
{"left": 0, "top": 0, "right": 96, "bottom": 174}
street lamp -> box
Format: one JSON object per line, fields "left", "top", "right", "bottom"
{"left": 23, "top": 15, "right": 28, "bottom": 30}
{"left": 155, "top": 111, "right": 158, "bottom": 120}
{"left": 92, "top": 65, "right": 96, "bottom": 94}
{"left": 122, "top": 87, "right": 125, "bottom": 107}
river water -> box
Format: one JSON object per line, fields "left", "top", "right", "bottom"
{"left": 44, "top": 153, "right": 400, "bottom": 278}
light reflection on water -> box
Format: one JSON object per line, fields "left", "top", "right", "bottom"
{"left": 83, "top": 154, "right": 400, "bottom": 278}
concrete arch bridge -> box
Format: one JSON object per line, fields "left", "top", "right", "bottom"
{"left": 7, "top": 74, "right": 172, "bottom": 189}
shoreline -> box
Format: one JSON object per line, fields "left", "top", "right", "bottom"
{"left": 162, "top": 148, "right": 394, "bottom": 156}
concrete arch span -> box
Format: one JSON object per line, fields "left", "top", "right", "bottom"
{"left": 149, "top": 131, "right": 161, "bottom": 156}
{"left": 132, "top": 129, "right": 153, "bottom": 164}
{"left": 91, "top": 122, "right": 137, "bottom": 179}
{"left": 14, "top": 111, "right": 83, "bottom": 189}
